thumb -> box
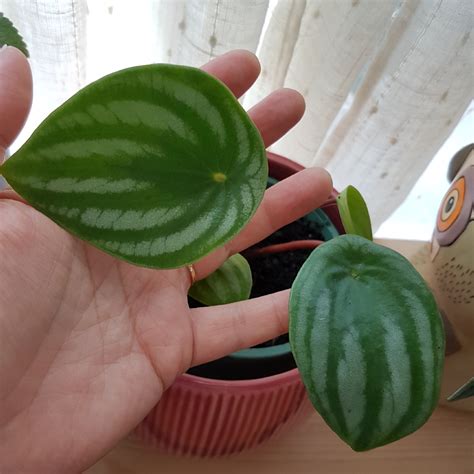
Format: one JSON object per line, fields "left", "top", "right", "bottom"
{"left": 0, "top": 46, "right": 32, "bottom": 163}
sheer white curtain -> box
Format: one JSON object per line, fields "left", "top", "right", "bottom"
{"left": 1, "top": 0, "right": 473, "bottom": 230}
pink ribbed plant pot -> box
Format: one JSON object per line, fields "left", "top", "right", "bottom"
{"left": 134, "top": 370, "right": 308, "bottom": 457}
{"left": 132, "top": 153, "right": 342, "bottom": 457}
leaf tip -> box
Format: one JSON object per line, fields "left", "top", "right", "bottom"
{"left": 336, "top": 184, "right": 373, "bottom": 241}
{"left": 0, "top": 12, "right": 29, "bottom": 57}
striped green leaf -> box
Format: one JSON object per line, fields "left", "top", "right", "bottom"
{"left": 0, "top": 13, "right": 29, "bottom": 57}
{"left": 189, "top": 253, "right": 252, "bottom": 306}
{"left": 336, "top": 185, "right": 373, "bottom": 241}
{"left": 0, "top": 65, "right": 267, "bottom": 268}
{"left": 289, "top": 234, "right": 444, "bottom": 451}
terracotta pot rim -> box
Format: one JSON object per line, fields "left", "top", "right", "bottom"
{"left": 267, "top": 151, "right": 339, "bottom": 199}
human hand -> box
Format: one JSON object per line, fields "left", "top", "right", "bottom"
{"left": 0, "top": 48, "right": 332, "bottom": 473}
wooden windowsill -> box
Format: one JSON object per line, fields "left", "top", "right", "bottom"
{"left": 88, "top": 239, "right": 473, "bottom": 473}
{"left": 87, "top": 405, "right": 473, "bottom": 473}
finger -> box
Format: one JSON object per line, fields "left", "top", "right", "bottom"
{"left": 195, "top": 166, "right": 333, "bottom": 279}
{"left": 201, "top": 49, "right": 260, "bottom": 98}
{"left": 0, "top": 47, "right": 32, "bottom": 161}
{"left": 248, "top": 88, "right": 305, "bottom": 147}
{"left": 203, "top": 52, "right": 304, "bottom": 149}
{"left": 189, "top": 290, "right": 289, "bottom": 367}
{"left": 229, "top": 166, "right": 333, "bottom": 252}
{"left": 0, "top": 188, "right": 27, "bottom": 203}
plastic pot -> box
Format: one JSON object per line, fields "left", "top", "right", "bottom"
{"left": 132, "top": 152, "right": 344, "bottom": 457}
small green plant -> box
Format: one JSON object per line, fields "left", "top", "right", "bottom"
{"left": 447, "top": 377, "right": 474, "bottom": 402}
{"left": 0, "top": 14, "right": 445, "bottom": 451}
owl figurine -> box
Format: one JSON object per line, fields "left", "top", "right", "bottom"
{"left": 430, "top": 143, "right": 473, "bottom": 411}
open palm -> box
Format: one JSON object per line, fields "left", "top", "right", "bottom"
{"left": 0, "top": 48, "right": 332, "bottom": 473}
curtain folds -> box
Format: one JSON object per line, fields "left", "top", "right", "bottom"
{"left": 0, "top": 0, "right": 87, "bottom": 141}
{"left": 152, "top": 0, "right": 269, "bottom": 66}
{"left": 1, "top": 0, "right": 473, "bottom": 229}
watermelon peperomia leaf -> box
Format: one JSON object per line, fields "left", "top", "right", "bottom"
{"left": 0, "top": 13, "right": 29, "bottom": 57}
{"left": 0, "top": 64, "right": 267, "bottom": 268}
{"left": 337, "top": 185, "right": 372, "bottom": 241}
{"left": 189, "top": 253, "right": 252, "bottom": 306}
{"left": 289, "top": 234, "right": 444, "bottom": 451}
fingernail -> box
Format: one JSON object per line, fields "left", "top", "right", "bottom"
{"left": 0, "top": 45, "right": 25, "bottom": 60}
{"left": 313, "top": 166, "right": 333, "bottom": 190}
{"left": 324, "top": 168, "right": 333, "bottom": 189}
{"left": 0, "top": 45, "right": 13, "bottom": 61}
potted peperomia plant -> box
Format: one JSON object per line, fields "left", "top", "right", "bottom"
{"left": 0, "top": 14, "right": 446, "bottom": 459}
{"left": 0, "top": 63, "right": 445, "bottom": 453}
{"left": 133, "top": 154, "right": 344, "bottom": 456}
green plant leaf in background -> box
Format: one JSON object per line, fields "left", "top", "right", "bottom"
{"left": 0, "top": 12, "right": 29, "bottom": 57}
{"left": 189, "top": 253, "right": 252, "bottom": 306}
{"left": 0, "top": 65, "right": 267, "bottom": 268}
{"left": 289, "top": 234, "right": 444, "bottom": 451}
{"left": 336, "top": 185, "right": 373, "bottom": 241}
{"left": 447, "top": 377, "right": 474, "bottom": 402}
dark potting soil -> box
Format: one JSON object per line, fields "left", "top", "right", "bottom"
{"left": 188, "top": 214, "right": 324, "bottom": 304}
{"left": 250, "top": 240, "right": 318, "bottom": 297}
{"left": 248, "top": 216, "right": 324, "bottom": 348}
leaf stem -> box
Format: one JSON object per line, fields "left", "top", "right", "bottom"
{"left": 244, "top": 239, "right": 324, "bottom": 259}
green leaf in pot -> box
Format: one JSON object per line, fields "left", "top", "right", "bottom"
{"left": 189, "top": 253, "right": 252, "bottom": 306}
{"left": 337, "top": 185, "right": 373, "bottom": 240}
{"left": 0, "top": 12, "right": 29, "bottom": 57}
{"left": 0, "top": 64, "right": 267, "bottom": 268}
{"left": 289, "top": 234, "right": 444, "bottom": 451}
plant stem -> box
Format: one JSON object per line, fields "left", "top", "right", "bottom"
{"left": 245, "top": 239, "right": 324, "bottom": 259}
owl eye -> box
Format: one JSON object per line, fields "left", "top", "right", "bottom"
{"left": 437, "top": 176, "right": 465, "bottom": 232}
{"left": 441, "top": 190, "right": 459, "bottom": 219}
